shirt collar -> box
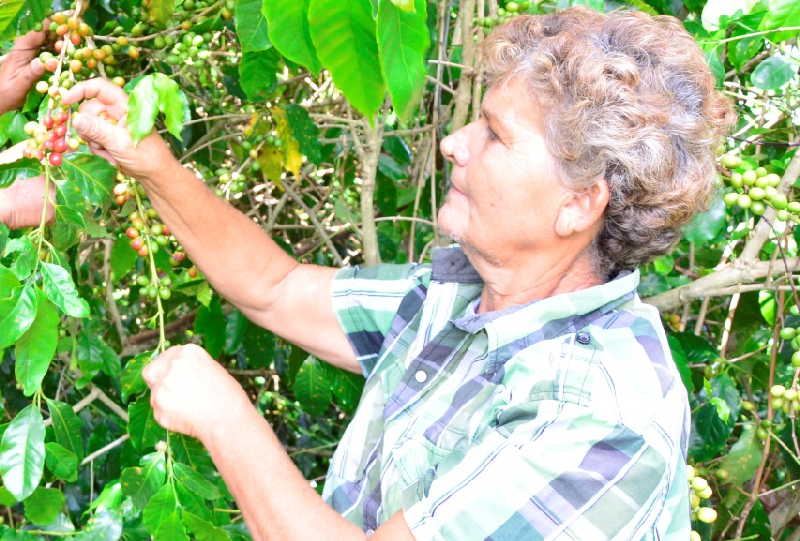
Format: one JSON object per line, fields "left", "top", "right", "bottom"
{"left": 433, "top": 245, "right": 640, "bottom": 346}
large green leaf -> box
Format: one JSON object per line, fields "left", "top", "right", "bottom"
{"left": 44, "top": 442, "right": 77, "bottom": 482}
{"left": 194, "top": 296, "right": 226, "bottom": 358}
{"left": 718, "top": 423, "right": 762, "bottom": 485}
{"left": 308, "top": 0, "right": 385, "bottom": 119}
{"left": 239, "top": 49, "right": 280, "bottom": 102}
{"left": 128, "top": 398, "right": 166, "bottom": 451}
{"left": 331, "top": 368, "right": 364, "bottom": 414}
{"left": 121, "top": 452, "right": 166, "bottom": 509}
{"left": 172, "top": 462, "right": 221, "bottom": 500}
{"left": 39, "top": 262, "right": 89, "bottom": 318}
{"left": 183, "top": 511, "right": 230, "bottom": 541}
{"left": 143, "top": 484, "right": 187, "bottom": 540}
{"left": 72, "top": 508, "right": 123, "bottom": 541}
{"left": 3, "top": 236, "right": 36, "bottom": 280}
{"left": 293, "top": 356, "right": 333, "bottom": 416}
{"left": 15, "top": 291, "right": 58, "bottom": 396}
{"left": 751, "top": 56, "right": 796, "bottom": 90}
{"left": 759, "top": 0, "right": 800, "bottom": 42}
{"left": 0, "top": 282, "right": 38, "bottom": 349}
{"left": 61, "top": 153, "right": 116, "bottom": 207}
{"left": 128, "top": 74, "right": 189, "bottom": 142}
{"left": 377, "top": 0, "right": 428, "bottom": 123}
{"left": 45, "top": 398, "right": 84, "bottom": 460}
{"left": 121, "top": 353, "right": 149, "bottom": 403}
{"left": 76, "top": 331, "right": 120, "bottom": 382}
{"left": 236, "top": 0, "right": 270, "bottom": 52}
{"left": 0, "top": 0, "right": 24, "bottom": 36}
{"left": 55, "top": 176, "right": 89, "bottom": 228}
{"left": 24, "top": 487, "right": 64, "bottom": 526}
{"left": 263, "top": 0, "right": 321, "bottom": 74}
{"left": 110, "top": 235, "right": 137, "bottom": 281}
{"left": 0, "top": 405, "right": 45, "bottom": 500}
{"left": 0, "top": 158, "right": 41, "bottom": 189}
{"left": 666, "top": 335, "right": 695, "bottom": 394}
{"left": 284, "top": 104, "right": 322, "bottom": 164}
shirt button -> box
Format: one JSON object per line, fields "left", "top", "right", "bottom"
{"left": 576, "top": 332, "right": 591, "bottom": 345}
{"left": 414, "top": 369, "right": 428, "bottom": 383}
{"left": 365, "top": 529, "right": 374, "bottom": 536}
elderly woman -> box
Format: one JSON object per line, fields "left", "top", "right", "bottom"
{"left": 64, "top": 6, "right": 731, "bottom": 540}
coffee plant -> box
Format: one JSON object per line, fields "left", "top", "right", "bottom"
{"left": 0, "top": 0, "right": 798, "bottom": 538}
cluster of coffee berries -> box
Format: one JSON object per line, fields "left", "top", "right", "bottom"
{"left": 163, "top": 31, "right": 213, "bottom": 66}
{"left": 770, "top": 384, "right": 799, "bottom": 417}
{"left": 720, "top": 155, "right": 794, "bottom": 218}
{"left": 124, "top": 207, "right": 175, "bottom": 258}
{"left": 134, "top": 272, "right": 174, "bottom": 300}
{"left": 22, "top": 110, "right": 80, "bottom": 166}
{"left": 687, "top": 465, "right": 717, "bottom": 532}
{"left": 474, "top": 1, "right": 531, "bottom": 29}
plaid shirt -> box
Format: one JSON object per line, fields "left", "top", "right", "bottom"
{"left": 324, "top": 246, "right": 691, "bottom": 540}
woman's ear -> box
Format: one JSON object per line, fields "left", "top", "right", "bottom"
{"left": 554, "top": 178, "right": 609, "bottom": 237}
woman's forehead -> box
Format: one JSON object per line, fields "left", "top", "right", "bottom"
{"left": 483, "top": 77, "right": 545, "bottom": 133}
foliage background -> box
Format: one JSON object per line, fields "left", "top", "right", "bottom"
{"left": 0, "top": 0, "right": 798, "bottom": 539}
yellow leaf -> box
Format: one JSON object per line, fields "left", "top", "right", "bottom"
{"left": 272, "top": 107, "right": 304, "bottom": 177}
{"left": 257, "top": 144, "right": 285, "bottom": 189}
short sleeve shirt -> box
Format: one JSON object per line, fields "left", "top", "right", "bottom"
{"left": 323, "top": 246, "right": 691, "bottom": 540}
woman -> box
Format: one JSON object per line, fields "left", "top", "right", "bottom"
{"left": 64, "top": 6, "right": 732, "bottom": 540}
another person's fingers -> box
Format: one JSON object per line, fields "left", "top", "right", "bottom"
{"left": 0, "top": 175, "right": 54, "bottom": 229}
{"left": 142, "top": 354, "right": 172, "bottom": 387}
{"left": 72, "top": 112, "right": 126, "bottom": 154}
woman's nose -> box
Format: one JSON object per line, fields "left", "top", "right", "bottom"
{"left": 440, "top": 130, "right": 469, "bottom": 167}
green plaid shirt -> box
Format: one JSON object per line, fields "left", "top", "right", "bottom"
{"left": 324, "top": 246, "right": 691, "bottom": 540}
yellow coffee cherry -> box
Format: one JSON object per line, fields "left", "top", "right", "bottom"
{"left": 697, "top": 507, "right": 718, "bottom": 524}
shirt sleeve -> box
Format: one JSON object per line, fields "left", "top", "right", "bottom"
{"left": 331, "top": 263, "right": 429, "bottom": 378}
{"left": 403, "top": 400, "right": 675, "bottom": 540}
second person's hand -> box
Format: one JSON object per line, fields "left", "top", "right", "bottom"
{"left": 61, "top": 78, "right": 180, "bottom": 181}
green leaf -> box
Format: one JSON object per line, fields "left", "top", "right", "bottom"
{"left": 224, "top": 309, "right": 248, "bottom": 355}
{"left": 183, "top": 511, "right": 230, "bottom": 541}
{"left": 152, "top": 73, "right": 190, "bottom": 140}
{"left": 15, "top": 291, "right": 58, "bottom": 396}
{"left": 128, "top": 74, "right": 189, "bottom": 142}
{"left": 121, "top": 353, "right": 150, "bottom": 403}
{"left": 143, "top": 484, "right": 187, "bottom": 540}
{"left": 0, "top": 405, "right": 45, "bottom": 500}
{"left": 0, "top": 0, "right": 24, "bottom": 37}
{"left": 236, "top": 0, "right": 270, "bottom": 52}
{"left": 683, "top": 192, "right": 726, "bottom": 242}
{"left": 76, "top": 331, "right": 120, "bottom": 382}
{"left": 758, "top": 290, "right": 776, "bottom": 325}
{"left": 72, "top": 508, "right": 122, "bottom": 541}
{"left": 0, "top": 223, "right": 8, "bottom": 254}
{"left": 263, "top": 0, "right": 321, "bottom": 74}
{"left": 40, "top": 262, "right": 90, "bottom": 318}
{"left": 121, "top": 452, "right": 166, "bottom": 509}
{"left": 666, "top": 334, "right": 695, "bottom": 394}
{"left": 293, "top": 356, "right": 333, "bottom": 416}
{"left": 759, "top": 0, "right": 800, "bottom": 42}
{"left": 389, "top": 0, "right": 415, "bottom": 12}
{"left": 24, "top": 487, "right": 64, "bottom": 525}
{"left": 0, "top": 158, "right": 40, "bottom": 189}
{"left": 719, "top": 423, "right": 762, "bottom": 485}
{"left": 3, "top": 237, "right": 36, "bottom": 280}
{"left": 194, "top": 296, "right": 226, "bottom": 358}
{"left": 377, "top": 0, "right": 428, "bottom": 122}
{"left": 55, "top": 177, "right": 88, "bottom": 228}
{"left": 751, "top": 56, "right": 796, "bottom": 90}
{"left": 61, "top": 153, "right": 116, "bottom": 207}
{"left": 701, "top": 0, "right": 754, "bottom": 31}
{"left": 170, "top": 434, "right": 214, "bottom": 471}
{"left": 147, "top": 0, "right": 176, "bottom": 28}
{"left": 308, "top": 0, "right": 385, "bottom": 119}
{"left": 172, "top": 462, "right": 221, "bottom": 500}
{"left": 0, "top": 282, "right": 38, "bottom": 349}
{"left": 44, "top": 442, "right": 77, "bottom": 482}
{"left": 110, "top": 235, "right": 137, "bottom": 281}
{"left": 284, "top": 104, "right": 322, "bottom": 164}
{"left": 45, "top": 398, "right": 84, "bottom": 460}
{"left": 239, "top": 49, "right": 280, "bottom": 102}
{"left": 127, "top": 76, "right": 159, "bottom": 143}
{"left": 331, "top": 368, "right": 364, "bottom": 414}
{"left": 128, "top": 397, "right": 166, "bottom": 451}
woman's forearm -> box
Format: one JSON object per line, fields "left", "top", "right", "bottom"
{"left": 138, "top": 159, "right": 299, "bottom": 314}
{"left": 201, "top": 407, "right": 365, "bottom": 541}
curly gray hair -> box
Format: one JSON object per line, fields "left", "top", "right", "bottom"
{"left": 481, "top": 7, "right": 735, "bottom": 278}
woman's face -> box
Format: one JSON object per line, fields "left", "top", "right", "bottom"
{"left": 438, "top": 76, "right": 571, "bottom": 267}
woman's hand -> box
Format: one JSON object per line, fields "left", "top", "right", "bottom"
{"left": 0, "top": 175, "right": 54, "bottom": 229}
{"left": 61, "top": 78, "right": 179, "bottom": 181}
{"left": 142, "top": 344, "right": 253, "bottom": 443}
{"left": 0, "top": 28, "right": 46, "bottom": 114}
